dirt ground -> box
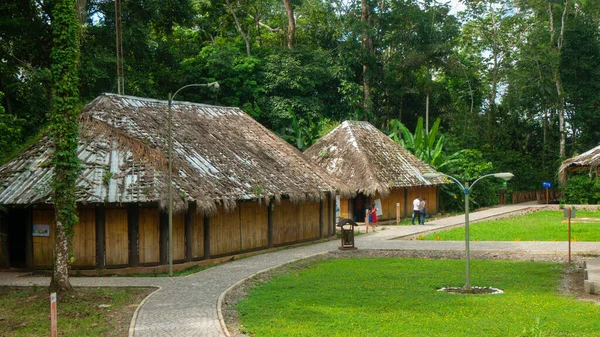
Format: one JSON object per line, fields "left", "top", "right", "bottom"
{"left": 222, "top": 251, "right": 600, "bottom": 337}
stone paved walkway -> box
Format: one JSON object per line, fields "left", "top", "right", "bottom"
{"left": 1, "top": 202, "right": 599, "bottom": 336}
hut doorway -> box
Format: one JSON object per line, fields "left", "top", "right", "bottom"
{"left": 353, "top": 194, "right": 368, "bottom": 222}
{"left": 7, "top": 209, "right": 27, "bottom": 268}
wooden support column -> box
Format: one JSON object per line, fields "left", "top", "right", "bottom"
{"left": 319, "top": 197, "right": 324, "bottom": 239}
{"left": 95, "top": 205, "right": 106, "bottom": 268}
{"left": 184, "top": 203, "right": 195, "bottom": 262}
{"left": 24, "top": 208, "right": 33, "bottom": 269}
{"left": 127, "top": 204, "right": 139, "bottom": 267}
{"left": 268, "top": 201, "right": 274, "bottom": 248}
{"left": 330, "top": 194, "right": 335, "bottom": 236}
{"left": 0, "top": 211, "right": 8, "bottom": 268}
{"left": 203, "top": 214, "right": 210, "bottom": 260}
{"left": 159, "top": 211, "right": 168, "bottom": 265}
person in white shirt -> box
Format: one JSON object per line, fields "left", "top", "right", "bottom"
{"left": 411, "top": 195, "right": 421, "bottom": 225}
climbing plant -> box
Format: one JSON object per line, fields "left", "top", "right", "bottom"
{"left": 49, "top": 0, "right": 81, "bottom": 294}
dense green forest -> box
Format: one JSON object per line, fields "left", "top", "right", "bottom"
{"left": 2, "top": 0, "right": 600, "bottom": 207}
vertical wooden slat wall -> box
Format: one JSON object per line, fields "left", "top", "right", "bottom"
{"left": 406, "top": 186, "right": 437, "bottom": 214}
{"left": 105, "top": 208, "right": 129, "bottom": 266}
{"left": 240, "top": 202, "right": 268, "bottom": 251}
{"left": 0, "top": 213, "right": 7, "bottom": 268}
{"left": 300, "top": 202, "right": 320, "bottom": 240}
{"left": 322, "top": 197, "right": 330, "bottom": 237}
{"left": 138, "top": 208, "right": 160, "bottom": 264}
{"left": 73, "top": 209, "right": 96, "bottom": 267}
{"left": 375, "top": 188, "right": 405, "bottom": 220}
{"left": 173, "top": 213, "right": 185, "bottom": 260}
{"left": 32, "top": 209, "right": 55, "bottom": 267}
{"left": 340, "top": 197, "right": 349, "bottom": 219}
{"left": 272, "top": 199, "right": 297, "bottom": 245}
{"left": 190, "top": 210, "right": 204, "bottom": 259}
{"left": 210, "top": 205, "right": 240, "bottom": 256}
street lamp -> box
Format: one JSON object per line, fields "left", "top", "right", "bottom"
{"left": 167, "top": 82, "right": 219, "bottom": 277}
{"left": 423, "top": 171, "right": 514, "bottom": 290}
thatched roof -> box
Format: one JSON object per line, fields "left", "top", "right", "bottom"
{"left": 303, "top": 120, "right": 445, "bottom": 196}
{"left": 0, "top": 94, "right": 352, "bottom": 214}
{"left": 558, "top": 145, "right": 600, "bottom": 184}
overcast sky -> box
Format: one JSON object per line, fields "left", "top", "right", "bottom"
{"left": 444, "top": 0, "right": 466, "bottom": 15}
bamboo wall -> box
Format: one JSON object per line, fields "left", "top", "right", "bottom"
{"left": 173, "top": 213, "right": 185, "bottom": 261}
{"left": 73, "top": 209, "right": 95, "bottom": 266}
{"left": 322, "top": 197, "right": 330, "bottom": 236}
{"left": 273, "top": 199, "right": 320, "bottom": 245}
{"left": 339, "top": 197, "right": 349, "bottom": 219}
{"left": 189, "top": 210, "right": 204, "bottom": 259}
{"left": 373, "top": 188, "right": 406, "bottom": 220}
{"left": 210, "top": 205, "right": 241, "bottom": 256}
{"left": 105, "top": 208, "right": 128, "bottom": 265}
{"left": 32, "top": 209, "right": 55, "bottom": 267}
{"left": 406, "top": 186, "right": 438, "bottom": 215}
{"left": 240, "top": 201, "right": 268, "bottom": 251}
{"left": 138, "top": 208, "right": 160, "bottom": 264}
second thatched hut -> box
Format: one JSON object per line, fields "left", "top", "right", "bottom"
{"left": 304, "top": 120, "right": 445, "bottom": 223}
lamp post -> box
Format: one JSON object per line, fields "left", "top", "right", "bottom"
{"left": 423, "top": 172, "right": 514, "bottom": 290}
{"left": 167, "top": 82, "right": 219, "bottom": 277}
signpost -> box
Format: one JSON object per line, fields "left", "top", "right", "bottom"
{"left": 50, "top": 292, "right": 57, "bottom": 337}
{"left": 542, "top": 181, "right": 552, "bottom": 204}
{"left": 564, "top": 207, "right": 575, "bottom": 265}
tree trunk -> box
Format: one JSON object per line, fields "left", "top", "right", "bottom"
{"left": 226, "top": 0, "right": 251, "bottom": 56}
{"left": 361, "top": 0, "right": 372, "bottom": 119}
{"left": 283, "top": 0, "right": 295, "bottom": 48}
{"left": 548, "top": 1, "right": 568, "bottom": 159}
{"left": 49, "top": 0, "right": 81, "bottom": 294}
{"left": 51, "top": 219, "right": 72, "bottom": 293}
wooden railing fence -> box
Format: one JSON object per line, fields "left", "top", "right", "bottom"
{"left": 511, "top": 190, "right": 563, "bottom": 204}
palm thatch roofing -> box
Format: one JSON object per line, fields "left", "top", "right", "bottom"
{"left": 303, "top": 120, "right": 445, "bottom": 196}
{"left": 558, "top": 145, "right": 600, "bottom": 184}
{"left": 0, "top": 93, "right": 352, "bottom": 214}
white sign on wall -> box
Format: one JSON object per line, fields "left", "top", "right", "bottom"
{"left": 374, "top": 199, "right": 383, "bottom": 216}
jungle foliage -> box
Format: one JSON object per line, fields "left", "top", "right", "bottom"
{"left": 2, "top": 0, "right": 600, "bottom": 208}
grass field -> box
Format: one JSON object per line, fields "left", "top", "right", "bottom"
{"left": 422, "top": 210, "right": 600, "bottom": 241}
{"left": 0, "top": 286, "right": 153, "bottom": 336}
{"left": 235, "top": 258, "right": 600, "bottom": 337}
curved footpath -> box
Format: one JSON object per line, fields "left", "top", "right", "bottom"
{"left": 1, "top": 202, "right": 599, "bottom": 336}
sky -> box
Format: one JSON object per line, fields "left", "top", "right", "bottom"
{"left": 444, "top": 0, "right": 466, "bottom": 15}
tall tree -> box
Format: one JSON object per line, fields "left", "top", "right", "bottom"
{"left": 361, "top": 0, "right": 373, "bottom": 118}
{"left": 283, "top": 0, "right": 295, "bottom": 48}
{"left": 49, "top": 0, "right": 81, "bottom": 294}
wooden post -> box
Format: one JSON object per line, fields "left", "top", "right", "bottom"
{"left": 267, "top": 202, "right": 273, "bottom": 248}
{"left": 159, "top": 211, "right": 168, "bottom": 265}
{"left": 50, "top": 292, "right": 57, "bottom": 337}
{"left": 365, "top": 209, "right": 370, "bottom": 233}
{"left": 319, "top": 198, "right": 324, "bottom": 239}
{"left": 396, "top": 202, "right": 400, "bottom": 225}
{"left": 127, "top": 204, "right": 139, "bottom": 267}
{"left": 25, "top": 208, "right": 33, "bottom": 269}
{"left": 184, "top": 203, "right": 194, "bottom": 262}
{"left": 568, "top": 208, "right": 572, "bottom": 265}
{"left": 546, "top": 188, "right": 549, "bottom": 205}
{"left": 95, "top": 205, "right": 106, "bottom": 268}
{"left": 203, "top": 214, "right": 210, "bottom": 260}
{"left": 404, "top": 188, "right": 409, "bottom": 218}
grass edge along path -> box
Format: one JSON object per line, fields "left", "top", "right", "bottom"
{"left": 423, "top": 210, "right": 600, "bottom": 242}
{"left": 234, "top": 258, "right": 600, "bottom": 337}
{"left": 0, "top": 286, "right": 153, "bottom": 336}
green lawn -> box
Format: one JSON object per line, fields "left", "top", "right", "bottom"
{"left": 423, "top": 210, "right": 600, "bottom": 241}
{"left": 235, "top": 258, "right": 600, "bottom": 337}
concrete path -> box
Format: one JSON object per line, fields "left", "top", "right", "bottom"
{"left": 1, "top": 202, "right": 599, "bottom": 337}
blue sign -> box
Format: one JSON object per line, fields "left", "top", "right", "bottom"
{"left": 542, "top": 181, "right": 552, "bottom": 189}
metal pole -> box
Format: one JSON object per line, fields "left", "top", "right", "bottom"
{"left": 464, "top": 181, "right": 471, "bottom": 290}
{"left": 568, "top": 208, "right": 571, "bottom": 265}
{"left": 168, "top": 93, "right": 173, "bottom": 277}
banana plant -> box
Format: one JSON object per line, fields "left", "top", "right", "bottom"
{"left": 388, "top": 117, "right": 448, "bottom": 168}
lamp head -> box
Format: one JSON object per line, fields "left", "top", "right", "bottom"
{"left": 493, "top": 172, "right": 514, "bottom": 181}
{"left": 423, "top": 172, "right": 442, "bottom": 179}
{"left": 208, "top": 81, "right": 220, "bottom": 89}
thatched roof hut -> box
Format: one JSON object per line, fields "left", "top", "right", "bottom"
{"left": 0, "top": 93, "right": 351, "bottom": 214}
{"left": 558, "top": 145, "right": 600, "bottom": 184}
{"left": 304, "top": 120, "right": 445, "bottom": 196}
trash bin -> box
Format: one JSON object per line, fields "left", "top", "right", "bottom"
{"left": 337, "top": 218, "right": 357, "bottom": 250}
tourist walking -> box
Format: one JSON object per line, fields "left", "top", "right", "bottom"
{"left": 411, "top": 195, "right": 421, "bottom": 225}
{"left": 419, "top": 197, "right": 427, "bottom": 225}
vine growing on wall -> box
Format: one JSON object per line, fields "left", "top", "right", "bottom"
{"left": 49, "top": 0, "right": 81, "bottom": 293}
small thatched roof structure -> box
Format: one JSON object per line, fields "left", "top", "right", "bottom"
{"left": 0, "top": 94, "right": 351, "bottom": 214}
{"left": 558, "top": 145, "right": 600, "bottom": 184}
{"left": 303, "top": 120, "right": 445, "bottom": 196}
